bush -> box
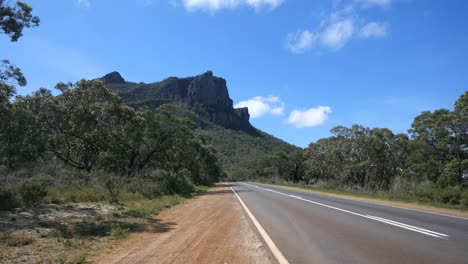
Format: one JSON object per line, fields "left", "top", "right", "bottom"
{"left": 123, "top": 199, "right": 160, "bottom": 217}
{"left": 19, "top": 181, "right": 48, "bottom": 206}
{"left": 412, "top": 183, "right": 436, "bottom": 203}
{"left": 461, "top": 191, "right": 468, "bottom": 208}
{"left": 104, "top": 175, "right": 127, "bottom": 203}
{"left": 0, "top": 189, "right": 18, "bottom": 210}
{"left": 161, "top": 169, "right": 195, "bottom": 196}
{"left": 109, "top": 225, "right": 130, "bottom": 239}
{"left": 123, "top": 195, "right": 184, "bottom": 218}
{"left": 436, "top": 187, "right": 462, "bottom": 205}
{"left": 127, "top": 178, "right": 162, "bottom": 199}
{"left": 44, "top": 186, "right": 105, "bottom": 204}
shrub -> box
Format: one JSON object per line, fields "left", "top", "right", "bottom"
{"left": 70, "top": 253, "right": 87, "bottom": 264}
{"left": 45, "top": 186, "right": 105, "bottom": 204}
{"left": 0, "top": 189, "right": 18, "bottom": 210}
{"left": 436, "top": 187, "right": 462, "bottom": 205}
{"left": 109, "top": 225, "right": 130, "bottom": 239}
{"left": 412, "top": 183, "right": 436, "bottom": 203}
{"left": 104, "top": 175, "right": 127, "bottom": 203}
{"left": 19, "top": 180, "right": 47, "bottom": 206}
{"left": 123, "top": 199, "right": 159, "bottom": 217}
{"left": 123, "top": 195, "right": 184, "bottom": 218}
{"left": 461, "top": 191, "right": 468, "bottom": 208}
{"left": 161, "top": 169, "right": 195, "bottom": 196}
{"left": 127, "top": 178, "right": 162, "bottom": 199}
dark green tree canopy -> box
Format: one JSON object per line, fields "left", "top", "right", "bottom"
{"left": 0, "top": 0, "right": 39, "bottom": 42}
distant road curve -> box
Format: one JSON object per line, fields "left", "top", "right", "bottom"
{"left": 229, "top": 182, "right": 468, "bottom": 264}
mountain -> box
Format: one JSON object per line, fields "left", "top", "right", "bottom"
{"left": 100, "top": 71, "right": 300, "bottom": 178}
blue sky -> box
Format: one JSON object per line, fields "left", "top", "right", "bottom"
{"left": 2, "top": 0, "right": 467, "bottom": 147}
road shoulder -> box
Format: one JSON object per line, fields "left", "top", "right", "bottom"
{"left": 92, "top": 183, "right": 273, "bottom": 264}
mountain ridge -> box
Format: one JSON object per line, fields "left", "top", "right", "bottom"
{"left": 99, "top": 71, "right": 300, "bottom": 178}
{"left": 101, "top": 71, "right": 257, "bottom": 135}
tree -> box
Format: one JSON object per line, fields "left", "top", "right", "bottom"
{"left": 41, "top": 80, "right": 124, "bottom": 172}
{"left": 0, "top": 0, "right": 39, "bottom": 42}
{"left": 407, "top": 93, "right": 468, "bottom": 187}
{"left": 0, "top": 0, "right": 39, "bottom": 88}
{"left": 0, "top": 1, "right": 39, "bottom": 167}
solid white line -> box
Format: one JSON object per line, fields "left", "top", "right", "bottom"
{"left": 228, "top": 183, "right": 289, "bottom": 264}
{"left": 256, "top": 182, "right": 468, "bottom": 221}
{"left": 367, "top": 215, "right": 448, "bottom": 237}
{"left": 364, "top": 216, "right": 446, "bottom": 239}
{"left": 242, "top": 182, "right": 449, "bottom": 239}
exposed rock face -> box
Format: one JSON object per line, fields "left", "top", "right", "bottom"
{"left": 186, "top": 71, "right": 233, "bottom": 109}
{"left": 100, "top": 71, "right": 126, "bottom": 84}
{"left": 101, "top": 71, "right": 256, "bottom": 134}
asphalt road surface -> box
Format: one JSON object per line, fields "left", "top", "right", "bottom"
{"left": 229, "top": 182, "right": 468, "bottom": 264}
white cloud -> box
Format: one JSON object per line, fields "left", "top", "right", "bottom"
{"left": 320, "top": 19, "right": 354, "bottom": 49}
{"left": 359, "top": 22, "right": 388, "bottom": 38}
{"left": 285, "top": 30, "right": 315, "bottom": 54}
{"left": 75, "top": 0, "right": 90, "bottom": 8}
{"left": 285, "top": 0, "right": 393, "bottom": 54}
{"left": 182, "top": 0, "right": 283, "bottom": 12}
{"left": 358, "top": 0, "right": 392, "bottom": 9}
{"left": 234, "top": 96, "right": 284, "bottom": 119}
{"left": 287, "top": 106, "right": 332, "bottom": 128}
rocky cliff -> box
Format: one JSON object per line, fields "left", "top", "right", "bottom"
{"left": 100, "top": 71, "right": 256, "bottom": 134}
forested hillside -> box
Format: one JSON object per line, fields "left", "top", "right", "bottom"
{"left": 101, "top": 71, "right": 301, "bottom": 178}
{"left": 0, "top": 79, "right": 223, "bottom": 209}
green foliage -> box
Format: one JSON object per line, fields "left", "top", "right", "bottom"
{"left": 0, "top": 188, "right": 18, "bottom": 210}
{"left": 251, "top": 91, "right": 467, "bottom": 208}
{"left": 68, "top": 253, "right": 87, "bottom": 264}
{"left": 18, "top": 178, "right": 48, "bottom": 206}
{"left": 0, "top": 0, "right": 40, "bottom": 42}
{"left": 437, "top": 187, "right": 462, "bottom": 205}
{"left": 123, "top": 195, "right": 184, "bottom": 217}
{"left": 104, "top": 175, "right": 126, "bottom": 203}
{"left": 44, "top": 186, "right": 106, "bottom": 204}
{"left": 0, "top": 79, "right": 222, "bottom": 208}
{"left": 0, "top": 0, "right": 40, "bottom": 108}
{"left": 198, "top": 125, "right": 299, "bottom": 180}
{"left": 161, "top": 169, "right": 195, "bottom": 196}
{"left": 109, "top": 225, "right": 130, "bottom": 239}
{"left": 461, "top": 191, "right": 468, "bottom": 208}
{"left": 0, "top": 59, "right": 26, "bottom": 86}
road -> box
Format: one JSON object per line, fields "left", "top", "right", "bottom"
{"left": 230, "top": 182, "right": 468, "bottom": 264}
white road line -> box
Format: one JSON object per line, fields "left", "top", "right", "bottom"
{"left": 242, "top": 182, "right": 449, "bottom": 239}
{"left": 364, "top": 215, "right": 448, "bottom": 238}
{"left": 256, "top": 182, "right": 468, "bottom": 221}
{"left": 228, "top": 183, "right": 290, "bottom": 264}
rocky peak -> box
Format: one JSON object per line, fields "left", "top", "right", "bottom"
{"left": 100, "top": 71, "right": 126, "bottom": 84}
{"left": 103, "top": 71, "right": 257, "bottom": 134}
{"left": 186, "top": 71, "right": 233, "bottom": 110}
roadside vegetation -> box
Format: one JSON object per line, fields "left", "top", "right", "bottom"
{"left": 247, "top": 91, "right": 468, "bottom": 210}
{"left": 0, "top": 2, "right": 219, "bottom": 262}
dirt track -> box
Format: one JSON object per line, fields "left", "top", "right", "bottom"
{"left": 92, "top": 184, "right": 272, "bottom": 264}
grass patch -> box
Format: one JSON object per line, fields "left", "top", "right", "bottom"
{"left": 45, "top": 186, "right": 106, "bottom": 204}
{"left": 123, "top": 195, "right": 185, "bottom": 218}
{"left": 193, "top": 185, "right": 209, "bottom": 195}
{"left": 109, "top": 225, "right": 130, "bottom": 239}
{"left": 58, "top": 252, "right": 87, "bottom": 264}
{"left": 0, "top": 232, "right": 34, "bottom": 247}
